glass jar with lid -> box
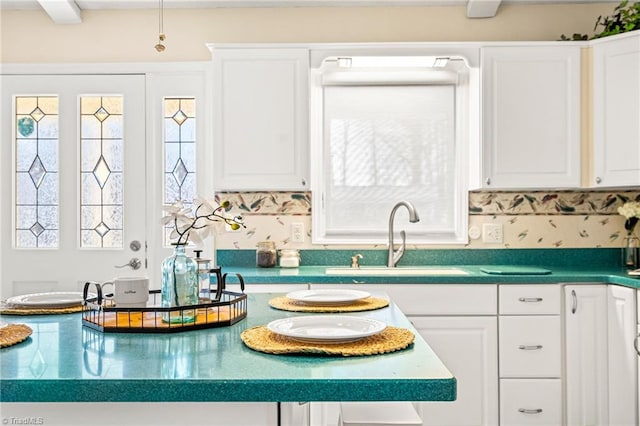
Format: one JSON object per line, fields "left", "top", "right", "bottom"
{"left": 279, "top": 249, "right": 300, "bottom": 268}
{"left": 256, "top": 241, "right": 277, "bottom": 267}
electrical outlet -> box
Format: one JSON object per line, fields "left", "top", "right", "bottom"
{"left": 482, "top": 223, "right": 503, "bottom": 244}
{"left": 291, "top": 223, "right": 305, "bottom": 243}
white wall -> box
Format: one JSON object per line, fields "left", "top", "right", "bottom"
{"left": 0, "top": 3, "right": 617, "bottom": 63}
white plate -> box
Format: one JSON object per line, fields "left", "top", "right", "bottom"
{"left": 267, "top": 315, "right": 386, "bottom": 344}
{"left": 286, "top": 289, "right": 371, "bottom": 306}
{"left": 6, "top": 291, "right": 88, "bottom": 308}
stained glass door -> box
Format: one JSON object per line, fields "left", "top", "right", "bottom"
{"left": 1, "top": 75, "right": 147, "bottom": 297}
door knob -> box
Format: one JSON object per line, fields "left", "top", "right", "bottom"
{"left": 115, "top": 258, "right": 141, "bottom": 270}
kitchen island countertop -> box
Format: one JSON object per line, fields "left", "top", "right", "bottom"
{"left": 1, "top": 293, "right": 455, "bottom": 403}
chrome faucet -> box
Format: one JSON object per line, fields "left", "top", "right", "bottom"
{"left": 387, "top": 201, "right": 420, "bottom": 267}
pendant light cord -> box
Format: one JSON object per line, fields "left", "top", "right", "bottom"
{"left": 155, "top": 0, "right": 166, "bottom": 52}
{"left": 159, "top": 0, "right": 163, "bottom": 35}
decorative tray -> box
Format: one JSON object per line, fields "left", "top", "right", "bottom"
{"left": 81, "top": 273, "right": 247, "bottom": 333}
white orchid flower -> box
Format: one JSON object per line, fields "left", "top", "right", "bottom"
{"left": 161, "top": 201, "right": 192, "bottom": 226}
{"left": 161, "top": 197, "right": 245, "bottom": 246}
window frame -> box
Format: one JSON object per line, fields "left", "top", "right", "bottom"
{"left": 310, "top": 56, "right": 474, "bottom": 245}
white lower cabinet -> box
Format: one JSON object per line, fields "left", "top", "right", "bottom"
{"left": 498, "top": 285, "right": 562, "bottom": 426}
{"left": 411, "top": 316, "right": 499, "bottom": 426}
{"left": 306, "top": 282, "right": 638, "bottom": 426}
{"left": 500, "top": 379, "right": 562, "bottom": 426}
{"left": 565, "top": 284, "right": 638, "bottom": 426}
{"left": 308, "top": 284, "right": 498, "bottom": 426}
{"left": 1, "top": 402, "right": 280, "bottom": 426}
{"left": 564, "top": 284, "right": 609, "bottom": 426}
{"left": 638, "top": 290, "right": 640, "bottom": 424}
{"left": 607, "top": 285, "right": 638, "bottom": 426}
{"left": 281, "top": 402, "right": 311, "bottom": 426}
{"left": 498, "top": 316, "right": 561, "bottom": 378}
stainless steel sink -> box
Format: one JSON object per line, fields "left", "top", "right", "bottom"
{"left": 324, "top": 266, "right": 470, "bottom": 276}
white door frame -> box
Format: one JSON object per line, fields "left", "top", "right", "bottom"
{"left": 1, "top": 62, "right": 213, "bottom": 294}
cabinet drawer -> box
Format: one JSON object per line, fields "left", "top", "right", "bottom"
{"left": 499, "top": 285, "right": 560, "bottom": 315}
{"left": 499, "top": 316, "right": 561, "bottom": 377}
{"left": 500, "top": 379, "right": 562, "bottom": 426}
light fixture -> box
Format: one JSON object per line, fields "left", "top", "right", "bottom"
{"left": 154, "top": 0, "right": 166, "bottom": 53}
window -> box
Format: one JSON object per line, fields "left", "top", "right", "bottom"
{"left": 15, "top": 96, "right": 59, "bottom": 248}
{"left": 311, "top": 56, "right": 472, "bottom": 245}
{"left": 80, "top": 96, "right": 124, "bottom": 248}
{"left": 163, "top": 97, "right": 197, "bottom": 246}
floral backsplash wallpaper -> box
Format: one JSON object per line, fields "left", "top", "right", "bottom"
{"left": 214, "top": 190, "right": 640, "bottom": 250}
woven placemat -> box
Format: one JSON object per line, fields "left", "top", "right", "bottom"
{"left": 241, "top": 325, "right": 414, "bottom": 356}
{"left": 0, "top": 304, "right": 84, "bottom": 316}
{"left": 0, "top": 324, "right": 33, "bottom": 348}
{"left": 268, "top": 296, "right": 389, "bottom": 313}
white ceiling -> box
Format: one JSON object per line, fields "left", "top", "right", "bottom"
{"left": 0, "top": 0, "right": 620, "bottom": 10}
{"left": 0, "top": 0, "right": 620, "bottom": 23}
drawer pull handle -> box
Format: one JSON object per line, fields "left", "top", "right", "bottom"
{"left": 571, "top": 289, "right": 577, "bottom": 314}
{"left": 634, "top": 334, "right": 640, "bottom": 356}
{"left": 518, "top": 345, "right": 543, "bottom": 350}
{"left": 519, "top": 408, "right": 543, "bottom": 414}
{"left": 518, "top": 297, "right": 543, "bottom": 302}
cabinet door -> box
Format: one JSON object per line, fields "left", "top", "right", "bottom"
{"left": 607, "top": 285, "right": 638, "bottom": 426}
{"left": 1, "top": 402, "right": 279, "bottom": 426}
{"left": 564, "top": 285, "right": 608, "bottom": 426}
{"left": 411, "top": 316, "right": 499, "bottom": 426}
{"left": 212, "top": 48, "right": 309, "bottom": 190}
{"left": 592, "top": 32, "right": 640, "bottom": 187}
{"left": 481, "top": 46, "right": 581, "bottom": 188}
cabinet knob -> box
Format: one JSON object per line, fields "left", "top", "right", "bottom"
{"left": 301, "top": 178, "right": 307, "bottom": 186}
{"left": 595, "top": 176, "right": 602, "bottom": 184}
{"left": 485, "top": 178, "right": 491, "bottom": 186}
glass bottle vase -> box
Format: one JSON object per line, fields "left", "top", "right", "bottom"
{"left": 623, "top": 234, "right": 640, "bottom": 269}
{"left": 161, "top": 244, "right": 199, "bottom": 323}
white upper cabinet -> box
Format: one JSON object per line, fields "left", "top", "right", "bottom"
{"left": 591, "top": 32, "right": 640, "bottom": 188}
{"left": 481, "top": 45, "right": 581, "bottom": 189}
{"left": 212, "top": 47, "right": 309, "bottom": 190}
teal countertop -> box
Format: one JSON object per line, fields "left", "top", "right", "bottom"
{"left": 215, "top": 248, "right": 640, "bottom": 288}
{"left": 1, "top": 293, "right": 455, "bottom": 403}
{"left": 218, "top": 265, "right": 640, "bottom": 288}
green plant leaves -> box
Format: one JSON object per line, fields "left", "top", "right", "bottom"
{"left": 560, "top": 0, "right": 639, "bottom": 40}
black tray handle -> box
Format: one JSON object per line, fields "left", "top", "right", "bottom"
{"left": 222, "top": 272, "right": 245, "bottom": 294}
{"left": 83, "top": 281, "right": 103, "bottom": 305}
{"left": 236, "top": 273, "right": 245, "bottom": 293}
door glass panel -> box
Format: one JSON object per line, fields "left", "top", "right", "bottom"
{"left": 163, "top": 97, "right": 196, "bottom": 245}
{"left": 80, "top": 96, "right": 123, "bottom": 248}
{"left": 15, "top": 96, "right": 59, "bottom": 248}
